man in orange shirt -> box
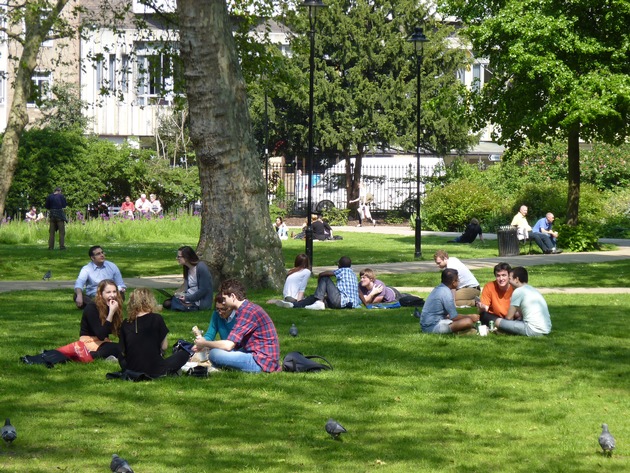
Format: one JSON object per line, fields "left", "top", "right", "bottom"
{"left": 476, "top": 262, "right": 514, "bottom": 326}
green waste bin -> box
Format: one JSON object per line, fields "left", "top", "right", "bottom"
{"left": 497, "top": 225, "right": 519, "bottom": 257}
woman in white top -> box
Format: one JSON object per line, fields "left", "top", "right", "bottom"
{"left": 274, "top": 216, "right": 289, "bottom": 240}
{"left": 268, "top": 253, "right": 311, "bottom": 304}
{"left": 349, "top": 181, "right": 375, "bottom": 226}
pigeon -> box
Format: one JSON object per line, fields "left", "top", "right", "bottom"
{"left": 413, "top": 308, "right": 421, "bottom": 318}
{"left": 325, "top": 418, "right": 347, "bottom": 440}
{"left": 110, "top": 454, "right": 134, "bottom": 473}
{"left": 1, "top": 418, "right": 16, "bottom": 444}
{"left": 599, "top": 423, "right": 616, "bottom": 457}
{"left": 289, "top": 323, "right": 298, "bottom": 337}
{"left": 42, "top": 270, "right": 52, "bottom": 281}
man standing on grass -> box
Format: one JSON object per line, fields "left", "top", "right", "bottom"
{"left": 276, "top": 256, "right": 362, "bottom": 310}
{"left": 476, "top": 262, "right": 514, "bottom": 326}
{"left": 420, "top": 268, "right": 479, "bottom": 334}
{"left": 495, "top": 267, "right": 551, "bottom": 336}
{"left": 433, "top": 250, "right": 480, "bottom": 307}
{"left": 44, "top": 186, "right": 67, "bottom": 250}
{"left": 194, "top": 279, "right": 280, "bottom": 372}
{"left": 74, "top": 246, "right": 126, "bottom": 309}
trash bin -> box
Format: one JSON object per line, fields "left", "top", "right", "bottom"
{"left": 497, "top": 225, "right": 520, "bottom": 257}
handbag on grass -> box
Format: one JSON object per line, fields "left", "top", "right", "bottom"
{"left": 282, "top": 351, "right": 333, "bottom": 372}
{"left": 55, "top": 341, "right": 94, "bottom": 363}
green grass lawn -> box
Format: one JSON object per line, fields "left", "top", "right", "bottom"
{"left": 1, "top": 289, "right": 628, "bottom": 472}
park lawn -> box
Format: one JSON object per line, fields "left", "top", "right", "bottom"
{"left": 0, "top": 289, "right": 628, "bottom": 473}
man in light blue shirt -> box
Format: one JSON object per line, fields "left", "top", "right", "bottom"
{"left": 531, "top": 213, "right": 562, "bottom": 254}
{"left": 420, "top": 268, "right": 479, "bottom": 334}
{"left": 74, "top": 245, "right": 126, "bottom": 309}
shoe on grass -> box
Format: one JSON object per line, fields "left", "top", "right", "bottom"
{"left": 275, "top": 300, "right": 294, "bottom": 308}
{"left": 305, "top": 300, "right": 325, "bottom": 310}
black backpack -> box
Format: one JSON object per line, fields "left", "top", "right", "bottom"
{"left": 282, "top": 351, "right": 333, "bottom": 372}
{"left": 21, "top": 350, "right": 70, "bottom": 368}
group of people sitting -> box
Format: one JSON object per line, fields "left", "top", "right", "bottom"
{"left": 119, "top": 193, "right": 163, "bottom": 219}
{"left": 268, "top": 254, "right": 398, "bottom": 310}
{"left": 447, "top": 205, "right": 562, "bottom": 255}
{"left": 420, "top": 250, "right": 551, "bottom": 337}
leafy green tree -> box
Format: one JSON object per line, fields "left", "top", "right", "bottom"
{"left": 440, "top": 0, "right": 630, "bottom": 225}
{"left": 272, "top": 0, "right": 475, "bottom": 203}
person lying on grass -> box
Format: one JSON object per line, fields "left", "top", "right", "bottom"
{"left": 193, "top": 279, "right": 281, "bottom": 373}
{"left": 420, "top": 268, "right": 480, "bottom": 334}
{"left": 495, "top": 266, "right": 552, "bottom": 337}
{"left": 358, "top": 268, "right": 397, "bottom": 305}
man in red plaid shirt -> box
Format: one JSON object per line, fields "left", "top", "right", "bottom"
{"left": 194, "top": 278, "right": 280, "bottom": 372}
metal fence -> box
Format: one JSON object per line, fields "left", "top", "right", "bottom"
{"left": 264, "top": 158, "right": 442, "bottom": 216}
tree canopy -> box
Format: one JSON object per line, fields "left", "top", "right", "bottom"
{"left": 439, "top": 0, "right": 630, "bottom": 224}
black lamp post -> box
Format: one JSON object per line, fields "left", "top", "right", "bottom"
{"left": 264, "top": 88, "right": 269, "bottom": 205}
{"left": 409, "top": 26, "right": 428, "bottom": 259}
{"left": 301, "top": 0, "right": 326, "bottom": 266}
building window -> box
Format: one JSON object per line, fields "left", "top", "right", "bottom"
{"left": 472, "top": 63, "right": 481, "bottom": 91}
{"left": 136, "top": 48, "right": 181, "bottom": 106}
{"left": 28, "top": 71, "right": 52, "bottom": 106}
{"left": 0, "top": 73, "right": 5, "bottom": 104}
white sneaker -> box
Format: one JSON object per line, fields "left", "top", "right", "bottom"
{"left": 305, "top": 300, "right": 326, "bottom": 310}
{"left": 105, "top": 355, "right": 118, "bottom": 363}
{"left": 275, "top": 300, "right": 294, "bottom": 308}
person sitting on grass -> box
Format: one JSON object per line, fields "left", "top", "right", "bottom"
{"left": 163, "top": 246, "right": 213, "bottom": 312}
{"left": 276, "top": 256, "right": 362, "bottom": 310}
{"left": 193, "top": 279, "right": 281, "bottom": 373}
{"left": 448, "top": 218, "right": 483, "bottom": 244}
{"left": 495, "top": 267, "right": 552, "bottom": 337}
{"left": 420, "top": 269, "right": 480, "bottom": 334}
{"left": 79, "top": 279, "right": 124, "bottom": 359}
{"left": 476, "top": 262, "right": 514, "bottom": 326}
{"left": 273, "top": 216, "right": 289, "bottom": 240}
{"left": 118, "top": 288, "right": 189, "bottom": 377}
{"left": 74, "top": 245, "right": 126, "bottom": 309}
{"left": 433, "top": 249, "right": 480, "bottom": 307}
{"left": 267, "top": 253, "right": 312, "bottom": 304}
{"left": 358, "top": 268, "right": 397, "bottom": 306}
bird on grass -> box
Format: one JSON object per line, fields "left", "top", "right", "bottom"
{"left": 42, "top": 270, "right": 52, "bottom": 281}
{"left": 289, "top": 324, "right": 298, "bottom": 337}
{"left": 599, "top": 423, "right": 616, "bottom": 457}
{"left": 325, "top": 418, "right": 347, "bottom": 440}
{"left": 1, "top": 418, "right": 16, "bottom": 444}
{"left": 110, "top": 454, "right": 134, "bottom": 473}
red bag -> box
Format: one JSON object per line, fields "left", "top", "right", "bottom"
{"left": 56, "top": 341, "right": 94, "bottom": 363}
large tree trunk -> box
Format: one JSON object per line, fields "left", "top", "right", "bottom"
{"left": 178, "top": 0, "right": 285, "bottom": 290}
{"left": 566, "top": 126, "right": 580, "bottom": 226}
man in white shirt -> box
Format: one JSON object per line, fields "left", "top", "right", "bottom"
{"left": 135, "top": 193, "right": 151, "bottom": 216}
{"left": 434, "top": 249, "right": 480, "bottom": 307}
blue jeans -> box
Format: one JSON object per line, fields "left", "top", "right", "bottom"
{"left": 170, "top": 297, "right": 199, "bottom": 312}
{"left": 499, "top": 319, "right": 546, "bottom": 337}
{"left": 209, "top": 349, "right": 262, "bottom": 372}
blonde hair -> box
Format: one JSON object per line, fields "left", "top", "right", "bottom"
{"left": 434, "top": 249, "right": 449, "bottom": 261}
{"left": 127, "top": 288, "right": 158, "bottom": 322}
{"left": 359, "top": 268, "right": 376, "bottom": 280}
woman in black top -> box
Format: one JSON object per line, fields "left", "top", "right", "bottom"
{"left": 79, "top": 279, "right": 123, "bottom": 359}
{"left": 119, "top": 288, "right": 189, "bottom": 377}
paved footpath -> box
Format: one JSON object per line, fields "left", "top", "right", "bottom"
{"left": 0, "top": 228, "right": 628, "bottom": 295}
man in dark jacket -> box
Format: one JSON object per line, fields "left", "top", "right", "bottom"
{"left": 45, "top": 187, "right": 67, "bottom": 250}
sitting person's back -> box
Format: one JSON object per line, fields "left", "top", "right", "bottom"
{"left": 312, "top": 216, "right": 332, "bottom": 241}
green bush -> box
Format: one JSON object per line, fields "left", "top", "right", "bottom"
{"left": 422, "top": 180, "right": 505, "bottom": 231}
{"left": 556, "top": 223, "right": 601, "bottom": 252}
{"left": 268, "top": 202, "right": 287, "bottom": 220}
{"left": 322, "top": 207, "right": 350, "bottom": 226}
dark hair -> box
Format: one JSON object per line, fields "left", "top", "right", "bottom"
{"left": 276, "top": 216, "right": 283, "bottom": 223}
{"left": 338, "top": 256, "right": 352, "bottom": 268}
{"left": 89, "top": 245, "right": 103, "bottom": 257}
{"left": 178, "top": 246, "right": 200, "bottom": 280}
{"left": 441, "top": 268, "right": 459, "bottom": 286}
{"left": 493, "top": 262, "right": 512, "bottom": 276}
{"left": 510, "top": 266, "right": 528, "bottom": 283}
{"left": 220, "top": 278, "right": 246, "bottom": 301}
{"left": 288, "top": 253, "right": 310, "bottom": 276}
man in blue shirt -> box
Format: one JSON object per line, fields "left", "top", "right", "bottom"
{"left": 277, "top": 256, "right": 362, "bottom": 310}
{"left": 74, "top": 245, "right": 126, "bottom": 308}
{"left": 531, "top": 213, "right": 562, "bottom": 254}
{"left": 420, "top": 268, "right": 479, "bottom": 334}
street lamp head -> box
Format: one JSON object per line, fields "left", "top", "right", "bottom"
{"left": 408, "top": 26, "right": 429, "bottom": 54}
{"left": 301, "top": 0, "right": 326, "bottom": 8}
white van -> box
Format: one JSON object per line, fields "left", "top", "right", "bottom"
{"left": 295, "top": 154, "right": 444, "bottom": 213}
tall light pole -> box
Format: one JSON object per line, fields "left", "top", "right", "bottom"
{"left": 409, "top": 26, "right": 428, "bottom": 259}
{"left": 301, "top": 0, "right": 326, "bottom": 266}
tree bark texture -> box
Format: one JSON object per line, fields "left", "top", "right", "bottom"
{"left": 178, "top": 0, "right": 285, "bottom": 290}
{"left": 566, "top": 126, "right": 581, "bottom": 226}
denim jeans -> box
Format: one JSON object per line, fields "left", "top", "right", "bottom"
{"left": 209, "top": 349, "right": 262, "bottom": 372}
{"left": 170, "top": 297, "right": 199, "bottom": 312}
